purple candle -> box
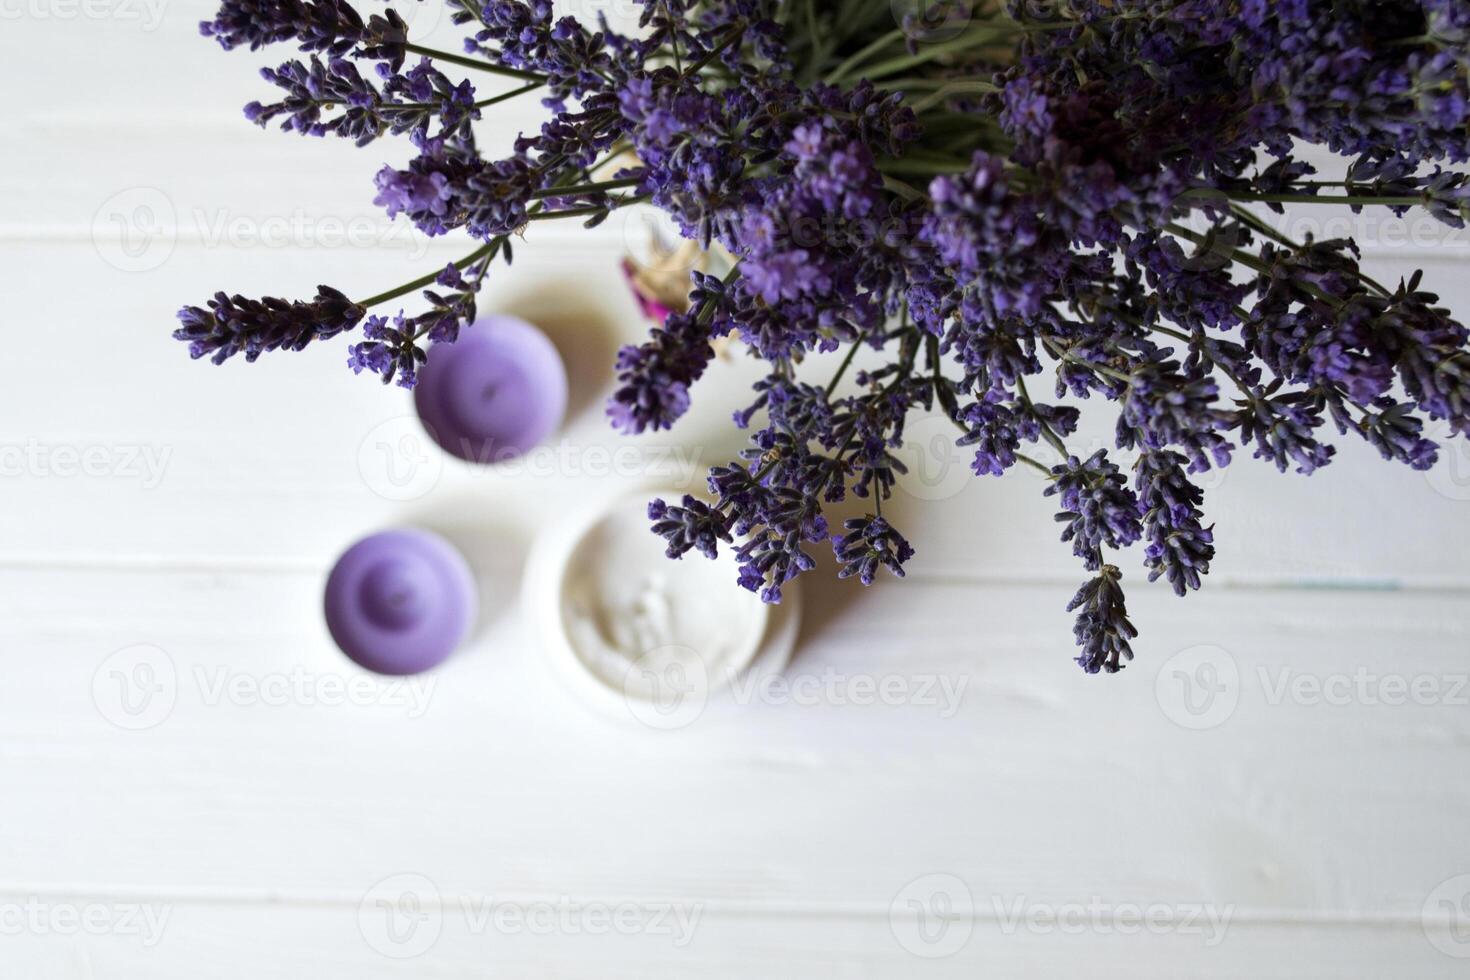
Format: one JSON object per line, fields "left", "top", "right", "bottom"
{"left": 323, "top": 529, "right": 477, "bottom": 675}
{"left": 413, "top": 314, "right": 567, "bottom": 464}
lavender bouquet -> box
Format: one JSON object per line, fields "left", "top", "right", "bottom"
{"left": 178, "top": 0, "right": 1470, "bottom": 673}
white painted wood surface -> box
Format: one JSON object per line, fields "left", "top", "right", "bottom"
{"left": 5, "top": 3, "right": 1470, "bottom": 975}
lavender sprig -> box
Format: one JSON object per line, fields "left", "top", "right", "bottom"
{"left": 174, "top": 286, "right": 363, "bottom": 363}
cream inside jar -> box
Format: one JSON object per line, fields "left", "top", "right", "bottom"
{"left": 558, "top": 496, "right": 769, "bottom": 700}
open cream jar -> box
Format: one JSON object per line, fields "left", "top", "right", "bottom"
{"left": 525, "top": 491, "right": 799, "bottom": 728}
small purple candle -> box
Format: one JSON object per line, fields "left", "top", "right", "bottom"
{"left": 414, "top": 314, "right": 567, "bottom": 463}
{"left": 323, "top": 529, "right": 477, "bottom": 675}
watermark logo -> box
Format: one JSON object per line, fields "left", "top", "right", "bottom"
{"left": 1276, "top": 209, "right": 1470, "bottom": 252}
{"left": 1155, "top": 644, "right": 1239, "bottom": 730}
{"left": 360, "top": 874, "right": 443, "bottom": 959}
{"left": 93, "top": 191, "right": 433, "bottom": 273}
{"left": 1424, "top": 874, "right": 1470, "bottom": 958}
{"left": 617, "top": 206, "right": 693, "bottom": 276}
{"left": 92, "top": 187, "right": 175, "bottom": 273}
{"left": 395, "top": 0, "right": 443, "bottom": 36}
{"left": 1157, "top": 651, "right": 1468, "bottom": 723}
{"left": 357, "top": 417, "right": 704, "bottom": 502}
{"left": 358, "top": 416, "right": 443, "bottom": 502}
{"left": 1425, "top": 420, "right": 1470, "bottom": 502}
{"left": 92, "top": 646, "right": 438, "bottom": 728}
{"left": 358, "top": 874, "right": 704, "bottom": 956}
{"left": 890, "top": 873, "right": 974, "bottom": 958}
{"left": 622, "top": 645, "right": 711, "bottom": 731}
{"left": 895, "top": 412, "right": 973, "bottom": 501}
{"left": 188, "top": 206, "right": 430, "bottom": 258}
{"left": 891, "top": 0, "right": 974, "bottom": 43}
{"left": 1162, "top": 187, "right": 1243, "bottom": 274}
{"left": 92, "top": 645, "right": 178, "bottom": 731}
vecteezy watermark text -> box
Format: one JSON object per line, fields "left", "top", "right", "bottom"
{"left": 729, "top": 668, "right": 969, "bottom": 717}
{"left": 0, "top": 0, "right": 168, "bottom": 30}
{"left": 888, "top": 874, "right": 1234, "bottom": 959}
{"left": 625, "top": 657, "right": 972, "bottom": 731}
{"left": 358, "top": 874, "right": 702, "bottom": 959}
{"left": 459, "top": 895, "right": 702, "bottom": 945}
{"left": 359, "top": 415, "right": 706, "bottom": 501}
{"left": 1258, "top": 666, "right": 1469, "bottom": 708}
{"left": 992, "top": 896, "right": 1234, "bottom": 947}
{"left": 0, "top": 440, "right": 172, "bottom": 489}
{"left": 93, "top": 188, "right": 434, "bottom": 273}
{"left": 0, "top": 898, "right": 171, "bottom": 947}
{"left": 191, "top": 665, "right": 436, "bottom": 717}
{"left": 93, "top": 645, "right": 438, "bottom": 730}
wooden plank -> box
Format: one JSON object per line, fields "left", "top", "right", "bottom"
{"left": 0, "top": 899, "right": 1463, "bottom": 979}
{"left": 12, "top": 130, "right": 1467, "bottom": 262}
{"left": 5, "top": 10, "right": 1466, "bottom": 264}
{"left": 2, "top": 567, "right": 1467, "bottom": 918}
{"left": 4, "top": 240, "right": 1470, "bottom": 585}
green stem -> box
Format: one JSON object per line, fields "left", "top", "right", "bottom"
{"left": 353, "top": 133, "right": 639, "bottom": 314}
{"left": 824, "top": 336, "right": 865, "bottom": 397}
{"left": 1228, "top": 192, "right": 1424, "bottom": 207}
{"left": 1015, "top": 452, "right": 1052, "bottom": 475}
{"left": 586, "top": 141, "right": 633, "bottom": 175}
{"left": 1227, "top": 203, "right": 1391, "bottom": 298}
{"left": 473, "top": 81, "right": 544, "bottom": 108}
{"left": 943, "top": 398, "right": 1053, "bottom": 476}
{"left": 877, "top": 155, "right": 973, "bottom": 176}
{"left": 1166, "top": 223, "right": 1347, "bottom": 310}
{"left": 528, "top": 177, "right": 642, "bottom": 200}
{"left": 403, "top": 43, "right": 546, "bottom": 83}
{"left": 281, "top": 83, "right": 539, "bottom": 115}
{"left": 1015, "top": 376, "right": 1069, "bottom": 456}
{"left": 357, "top": 241, "right": 498, "bottom": 308}
{"left": 904, "top": 80, "right": 1000, "bottom": 112}
{"left": 684, "top": 24, "right": 745, "bottom": 77}
{"left": 691, "top": 262, "right": 744, "bottom": 329}
{"left": 824, "top": 27, "right": 907, "bottom": 83}
{"left": 859, "top": 27, "right": 1019, "bottom": 81}
{"left": 526, "top": 195, "right": 651, "bottom": 221}
{"left": 449, "top": 0, "right": 490, "bottom": 29}
{"left": 871, "top": 75, "right": 993, "bottom": 90}
{"left": 881, "top": 174, "right": 926, "bottom": 201}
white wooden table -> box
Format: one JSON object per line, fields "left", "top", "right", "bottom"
{"left": 5, "top": 4, "right": 1470, "bottom": 976}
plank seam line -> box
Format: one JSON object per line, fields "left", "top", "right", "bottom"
{"left": 3, "top": 556, "right": 1468, "bottom": 597}
{"left": 0, "top": 887, "right": 1452, "bottom": 927}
